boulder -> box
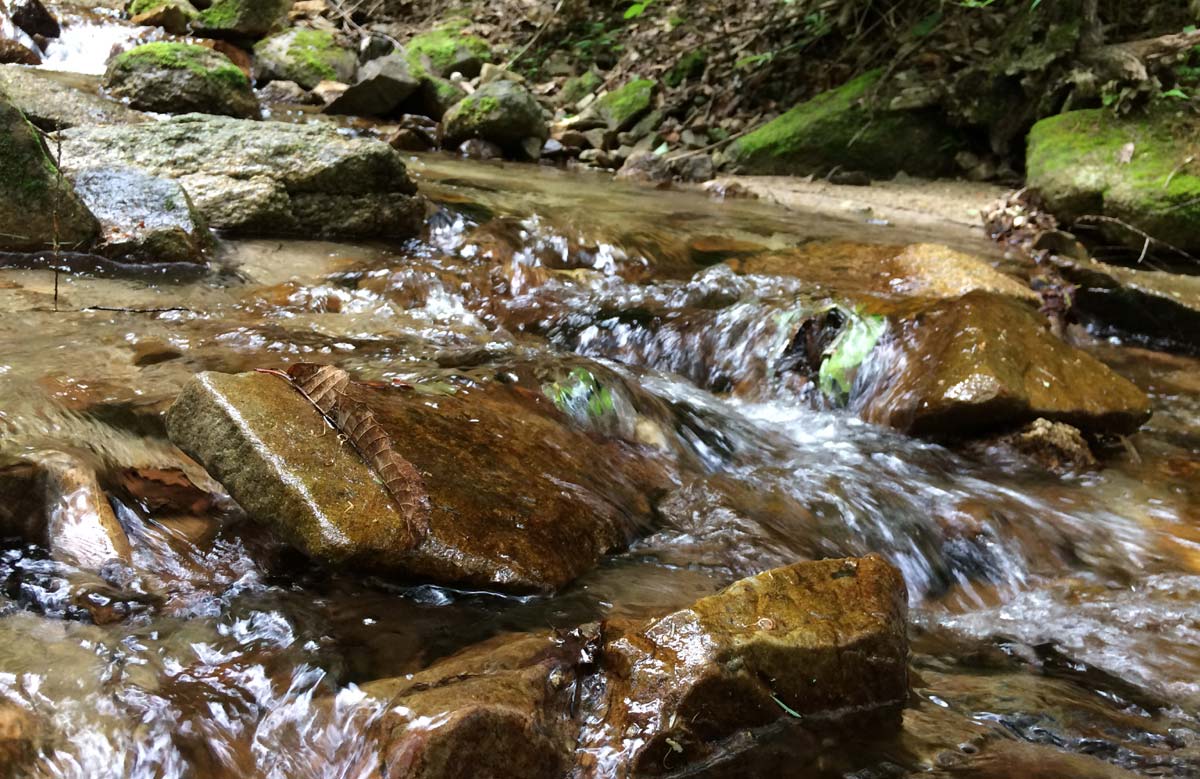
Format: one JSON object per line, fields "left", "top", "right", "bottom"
{"left": 323, "top": 51, "right": 419, "bottom": 116}
{"left": 361, "top": 633, "right": 580, "bottom": 779}
{"left": 193, "top": 0, "right": 290, "bottom": 38}
{"left": 256, "top": 78, "right": 313, "bottom": 104}
{"left": 57, "top": 114, "right": 424, "bottom": 239}
{"left": 583, "top": 555, "right": 909, "bottom": 774}
{"left": 129, "top": 0, "right": 199, "bottom": 36}
{"left": 102, "top": 42, "right": 260, "bottom": 119}
{"left": 593, "top": 78, "right": 655, "bottom": 132}
{"left": 0, "top": 96, "right": 98, "bottom": 252}
{"left": 358, "top": 556, "right": 909, "bottom": 778}
{"left": 69, "top": 166, "right": 211, "bottom": 263}
{"left": 0, "top": 65, "right": 149, "bottom": 130}
{"left": 1027, "top": 109, "right": 1200, "bottom": 251}
{"left": 0, "top": 38, "right": 39, "bottom": 65}
{"left": 8, "top": 0, "right": 58, "bottom": 38}
{"left": 404, "top": 25, "right": 491, "bottom": 79}
{"left": 441, "top": 80, "right": 547, "bottom": 153}
{"left": 856, "top": 291, "right": 1152, "bottom": 436}
{"left": 724, "top": 69, "right": 960, "bottom": 177}
{"left": 165, "top": 365, "right": 662, "bottom": 591}
{"left": 253, "top": 28, "right": 356, "bottom": 91}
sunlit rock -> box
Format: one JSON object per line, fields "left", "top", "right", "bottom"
{"left": 69, "top": 166, "right": 211, "bottom": 263}
{"left": 56, "top": 114, "right": 424, "bottom": 239}
{"left": 580, "top": 554, "right": 909, "bottom": 775}
{"left": 0, "top": 65, "right": 148, "bottom": 130}
{"left": 165, "top": 366, "right": 664, "bottom": 591}
{"left": 253, "top": 28, "right": 356, "bottom": 91}
{"left": 856, "top": 291, "right": 1152, "bottom": 436}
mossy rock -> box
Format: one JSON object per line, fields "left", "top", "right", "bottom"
{"left": 194, "top": 0, "right": 290, "bottom": 38}
{"left": 1027, "top": 109, "right": 1200, "bottom": 251}
{"left": 665, "top": 49, "right": 706, "bottom": 87}
{"left": 442, "top": 80, "right": 547, "bottom": 152}
{"left": 559, "top": 70, "right": 602, "bottom": 106}
{"left": 103, "top": 42, "right": 259, "bottom": 119}
{"left": 0, "top": 95, "right": 99, "bottom": 252}
{"left": 595, "top": 78, "right": 655, "bottom": 131}
{"left": 254, "top": 28, "right": 357, "bottom": 90}
{"left": 725, "top": 70, "right": 960, "bottom": 178}
{"left": 127, "top": 0, "right": 199, "bottom": 36}
{"left": 405, "top": 24, "right": 491, "bottom": 79}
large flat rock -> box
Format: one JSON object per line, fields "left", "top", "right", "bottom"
{"left": 0, "top": 65, "right": 148, "bottom": 130}
{"left": 56, "top": 114, "right": 424, "bottom": 239}
{"left": 166, "top": 368, "right": 661, "bottom": 591}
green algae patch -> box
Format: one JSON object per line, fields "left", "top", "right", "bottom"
{"left": 1027, "top": 108, "right": 1200, "bottom": 250}
{"left": 818, "top": 308, "right": 887, "bottom": 402}
{"left": 560, "top": 70, "right": 602, "bottom": 105}
{"left": 442, "top": 80, "right": 547, "bottom": 149}
{"left": 725, "top": 69, "right": 958, "bottom": 177}
{"left": 103, "top": 43, "right": 259, "bottom": 118}
{"left": 196, "top": 0, "right": 290, "bottom": 36}
{"left": 595, "top": 78, "right": 655, "bottom": 131}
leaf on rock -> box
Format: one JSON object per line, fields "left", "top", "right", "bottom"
{"left": 272, "top": 363, "right": 431, "bottom": 550}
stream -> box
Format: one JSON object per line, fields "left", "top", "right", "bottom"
{"left": 2, "top": 8, "right": 1200, "bottom": 778}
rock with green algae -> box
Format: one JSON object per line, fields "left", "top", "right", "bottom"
{"left": 855, "top": 290, "right": 1153, "bottom": 436}
{"left": 724, "top": 69, "right": 959, "bottom": 177}
{"left": 56, "top": 114, "right": 424, "bottom": 239}
{"left": 102, "top": 42, "right": 259, "bottom": 118}
{"left": 165, "top": 365, "right": 665, "bottom": 592}
{"left": 192, "top": 0, "right": 290, "bottom": 38}
{"left": 127, "top": 0, "right": 198, "bottom": 35}
{"left": 253, "top": 28, "right": 357, "bottom": 91}
{"left": 354, "top": 556, "right": 909, "bottom": 779}
{"left": 0, "top": 64, "right": 148, "bottom": 130}
{"left": 559, "top": 69, "right": 601, "bottom": 106}
{"left": 441, "top": 80, "right": 547, "bottom": 153}
{"left": 594, "top": 78, "right": 655, "bottom": 131}
{"left": 0, "top": 94, "right": 98, "bottom": 252}
{"left": 69, "top": 166, "right": 211, "bottom": 264}
{"left": 404, "top": 23, "right": 491, "bottom": 79}
{"left": 1027, "top": 108, "right": 1200, "bottom": 251}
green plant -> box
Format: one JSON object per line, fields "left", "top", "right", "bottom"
{"left": 623, "top": 0, "right": 655, "bottom": 20}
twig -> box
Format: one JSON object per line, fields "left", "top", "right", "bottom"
{"left": 1075, "top": 214, "right": 1200, "bottom": 264}
{"left": 83, "top": 306, "right": 192, "bottom": 314}
{"left": 506, "top": 0, "right": 565, "bottom": 70}
{"left": 670, "top": 124, "right": 755, "bottom": 160}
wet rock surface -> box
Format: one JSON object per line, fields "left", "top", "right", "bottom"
{"left": 0, "top": 95, "right": 98, "bottom": 252}
{"left": 101, "top": 42, "right": 259, "bottom": 119}
{"left": 69, "top": 166, "right": 211, "bottom": 263}
{"left": 56, "top": 114, "right": 424, "bottom": 238}
{"left": 856, "top": 291, "right": 1153, "bottom": 436}
{"left": 166, "top": 366, "right": 664, "bottom": 591}
{"left": 0, "top": 65, "right": 148, "bottom": 130}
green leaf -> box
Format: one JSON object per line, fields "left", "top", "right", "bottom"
{"left": 818, "top": 309, "right": 887, "bottom": 402}
{"left": 1161, "top": 87, "right": 1190, "bottom": 100}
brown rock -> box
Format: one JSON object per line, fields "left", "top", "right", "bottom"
{"left": 165, "top": 367, "right": 662, "bottom": 591}
{"left": 0, "top": 38, "right": 40, "bottom": 65}
{"left": 8, "top": 0, "right": 58, "bottom": 38}
{"left": 1004, "top": 417, "right": 1097, "bottom": 472}
{"left": 582, "top": 555, "right": 909, "bottom": 775}
{"left": 858, "top": 291, "right": 1152, "bottom": 436}
{"left": 0, "top": 699, "right": 38, "bottom": 775}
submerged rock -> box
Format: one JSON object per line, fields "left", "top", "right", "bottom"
{"left": 0, "top": 699, "right": 38, "bottom": 775}
{"left": 165, "top": 366, "right": 662, "bottom": 591}
{"left": 0, "top": 65, "right": 148, "bottom": 130}
{"left": 724, "top": 70, "right": 959, "bottom": 177}
{"left": 102, "top": 42, "right": 260, "bottom": 119}
{"left": 585, "top": 555, "right": 909, "bottom": 774}
{"left": 1027, "top": 109, "right": 1200, "bottom": 251}
{"left": 442, "top": 80, "right": 547, "bottom": 154}
{"left": 359, "top": 556, "right": 909, "bottom": 778}
{"left": 323, "top": 51, "right": 419, "bottom": 117}
{"left": 0, "top": 96, "right": 98, "bottom": 252}
{"left": 856, "top": 291, "right": 1152, "bottom": 436}
{"left": 192, "top": 0, "right": 290, "bottom": 39}
{"left": 253, "top": 28, "right": 356, "bottom": 91}
{"left": 70, "top": 166, "right": 211, "bottom": 263}
{"left": 57, "top": 114, "right": 423, "bottom": 239}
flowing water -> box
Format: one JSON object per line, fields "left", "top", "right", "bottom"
{"left": 3, "top": 12, "right": 1200, "bottom": 775}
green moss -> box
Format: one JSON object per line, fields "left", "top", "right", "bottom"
{"left": 561, "top": 71, "right": 602, "bottom": 105}
{"left": 726, "top": 69, "right": 958, "bottom": 176}
{"left": 665, "top": 49, "right": 706, "bottom": 87}
{"left": 197, "top": 0, "right": 237, "bottom": 27}
{"left": 111, "top": 42, "right": 249, "bottom": 90}
{"left": 285, "top": 29, "right": 340, "bottom": 82}
{"left": 1027, "top": 108, "right": 1200, "bottom": 247}
{"left": 595, "top": 78, "right": 655, "bottom": 130}
{"left": 0, "top": 108, "right": 53, "bottom": 200}
{"left": 406, "top": 26, "right": 491, "bottom": 77}
{"left": 455, "top": 94, "right": 500, "bottom": 125}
